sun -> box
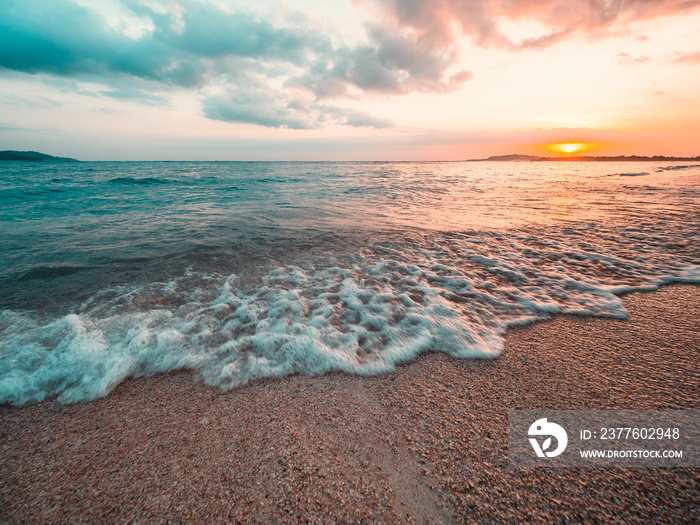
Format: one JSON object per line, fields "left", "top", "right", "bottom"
{"left": 555, "top": 143, "right": 586, "bottom": 154}
{"left": 540, "top": 142, "right": 601, "bottom": 156}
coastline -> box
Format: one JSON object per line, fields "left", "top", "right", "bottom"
{"left": 1, "top": 284, "right": 698, "bottom": 523}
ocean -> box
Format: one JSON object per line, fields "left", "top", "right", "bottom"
{"left": 1, "top": 161, "right": 698, "bottom": 405}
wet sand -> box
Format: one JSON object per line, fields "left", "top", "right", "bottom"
{"left": 1, "top": 284, "right": 699, "bottom": 524}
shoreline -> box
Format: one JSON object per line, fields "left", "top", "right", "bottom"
{"left": 1, "top": 284, "right": 698, "bottom": 523}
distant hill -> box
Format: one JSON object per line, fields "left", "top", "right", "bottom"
{"left": 0, "top": 151, "right": 78, "bottom": 162}
{"left": 479, "top": 154, "right": 542, "bottom": 161}
{"left": 470, "top": 154, "right": 700, "bottom": 162}
{"left": 532, "top": 155, "right": 700, "bottom": 162}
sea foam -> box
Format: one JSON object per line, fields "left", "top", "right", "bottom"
{"left": 1, "top": 225, "right": 697, "bottom": 405}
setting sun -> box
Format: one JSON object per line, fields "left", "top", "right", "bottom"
{"left": 2, "top": 2, "right": 700, "bottom": 523}
{"left": 555, "top": 143, "right": 586, "bottom": 154}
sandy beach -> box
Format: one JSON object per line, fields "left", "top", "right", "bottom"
{"left": 1, "top": 284, "right": 698, "bottom": 524}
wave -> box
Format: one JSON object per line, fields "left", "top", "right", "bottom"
{"left": 0, "top": 187, "right": 75, "bottom": 201}
{"left": 18, "top": 265, "right": 96, "bottom": 281}
{"left": 1, "top": 224, "right": 698, "bottom": 405}
{"left": 108, "top": 177, "right": 177, "bottom": 185}
{"left": 656, "top": 164, "right": 700, "bottom": 172}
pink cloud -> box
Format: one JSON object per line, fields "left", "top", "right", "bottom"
{"left": 672, "top": 51, "right": 700, "bottom": 63}
{"left": 616, "top": 52, "right": 651, "bottom": 65}
{"left": 367, "top": 0, "right": 700, "bottom": 50}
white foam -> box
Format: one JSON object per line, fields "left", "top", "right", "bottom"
{"left": 1, "top": 227, "right": 698, "bottom": 405}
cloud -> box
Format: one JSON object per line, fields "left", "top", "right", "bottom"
{"left": 203, "top": 91, "right": 318, "bottom": 130}
{"left": 671, "top": 51, "right": 700, "bottom": 63}
{"left": 368, "top": 0, "right": 700, "bottom": 50}
{"left": 342, "top": 111, "right": 395, "bottom": 129}
{"left": 100, "top": 87, "right": 169, "bottom": 105}
{"left": 286, "top": 21, "right": 471, "bottom": 98}
{"left": 2, "top": 94, "right": 63, "bottom": 108}
{"left": 3, "top": 0, "right": 697, "bottom": 132}
{"left": 0, "top": 0, "right": 314, "bottom": 87}
{"left": 616, "top": 52, "right": 650, "bottom": 65}
{"left": 0, "top": 0, "right": 470, "bottom": 129}
{"left": 203, "top": 91, "right": 394, "bottom": 129}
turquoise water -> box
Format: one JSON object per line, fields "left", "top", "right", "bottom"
{"left": 1, "top": 161, "right": 698, "bottom": 404}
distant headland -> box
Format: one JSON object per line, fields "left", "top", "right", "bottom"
{"left": 473, "top": 154, "right": 700, "bottom": 162}
{"left": 1, "top": 150, "right": 698, "bottom": 163}
{"left": 0, "top": 151, "right": 78, "bottom": 162}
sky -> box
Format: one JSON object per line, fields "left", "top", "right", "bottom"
{"left": 1, "top": 0, "right": 699, "bottom": 160}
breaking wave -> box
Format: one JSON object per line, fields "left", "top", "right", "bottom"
{"left": 1, "top": 224, "right": 698, "bottom": 405}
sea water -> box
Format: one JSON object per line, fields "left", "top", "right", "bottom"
{"left": 1, "top": 161, "right": 698, "bottom": 404}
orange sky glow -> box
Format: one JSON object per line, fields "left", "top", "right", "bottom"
{"left": 1, "top": 0, "right": 699, "bottom": 160}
